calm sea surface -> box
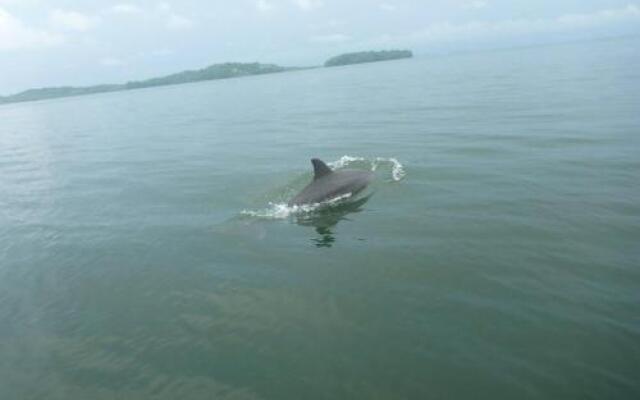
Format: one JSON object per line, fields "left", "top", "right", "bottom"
{"left": 1, "top": 37, "right": 639, "bottom": 399}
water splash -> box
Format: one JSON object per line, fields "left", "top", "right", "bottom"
{"left": 329, "top": 155, "right": 406, "bottom": 181}
{"left": 375, "top": 157, "right": 406, "bottom": 181}
{"left": 327, "top": 155, "right": 366, "bottom": 169}
{"left": 240, "top": 155, "right": 405, "bottom": 220}
{"left": 240, "top": 193, "right": 353, "bottom": 220}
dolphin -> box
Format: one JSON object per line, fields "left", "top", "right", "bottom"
{"left": 288, "top": 158, "right": 374, "bottom": 206}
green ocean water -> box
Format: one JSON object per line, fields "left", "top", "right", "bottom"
{"left": 1, "top": 37, "right": 639, "bottom": 399}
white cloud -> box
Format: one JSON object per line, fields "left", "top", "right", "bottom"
{"left": 555, "top": 4, "right": 640, "bottom": 28}
{"left": 256, "top": 0, "right": 274, "bottom": 12}
{"left": 379, "top": 3, "right": 396, "bottom": 12}
{"left": 395, "top": 4, "right": 640, "bottom": 46}
{"left": 156, "top": 2, "right": 172, "bottom": 13}
{"left": 309, "top": 19, "right": 344, "bottom": 30}
{"left": 464, "top": 1, "right": 487, "bottom": 10}
{"left": 100, "top": 57, "right": 125, "bottom": 67}
{"left": 0, "top": 0, "right": 35, "bottom": 4}
{"left": 147, "top": 48, "right": 173, "bottom": 57}
{"left": 0, "top": 7, "right": 63, "bottom": 51}
{"left": 310, "top": 33, "right": 351, "bottom": 43}
{"left": 109, "top": 4, "right": 143, "bottom": 15}
{"left": 166, "top": 14, "right": 194, "bottom": 30}
{"left": 49, "top": 9, "right": 96, "bottom": 32}
{"left": 154, "top": 2, "right": 195, "bottom": 30}
{"left": 292, "top": 0, "right": 323, "bottom": 11}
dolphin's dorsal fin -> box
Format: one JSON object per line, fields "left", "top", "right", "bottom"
{"left": 311, "top": 158, "right": 332, "bottom": 179}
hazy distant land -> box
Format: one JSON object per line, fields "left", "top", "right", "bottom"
{"left": 0, "top": 63, "right": 298, "bottom": 105}
{"left": 324, "top": 50, "right": 413, "bottom": 67}
{"left": 0, "top": 50, "right": 412, "bottom": 105}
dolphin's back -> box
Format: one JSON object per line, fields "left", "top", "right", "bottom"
{"left": 289, "top": 159, "right": 373, "bottom": 206}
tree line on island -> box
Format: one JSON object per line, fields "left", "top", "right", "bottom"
{"left": 324, "top": 50, "right": 412, "bottom": 67}
{"left": 0, "top": 50, "right": 413, "bottom": 105}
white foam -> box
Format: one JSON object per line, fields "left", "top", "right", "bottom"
{"left": 240, "top": 193, "right": 353, "bottom": 220}
{"left": 330, "top": 155, "right": 406, "bottom": 182}
{"left": 328, "top": 155, "right": 367, "bottom": 169}
{"left": 376, "top": 157, "right": 406, "bottom": 181}
{"left": 240, "top": 156, "right": 405, "bottom": 219}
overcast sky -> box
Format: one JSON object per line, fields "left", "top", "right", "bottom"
{"left": 1, "top": 0, "right": 639, "bottom": 94}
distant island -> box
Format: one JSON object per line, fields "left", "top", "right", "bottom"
{"left": 0, "top": 49, "right": 413, "bottom": 105}
{"left": 324, "top": 50, "right": 413, "bottom": 67}
{"left": 0, "top": 63, "right": 298, "bottom": 105}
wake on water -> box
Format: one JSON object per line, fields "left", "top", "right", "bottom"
{"left": 327, "top": 156, "right": 406, "bottom": 182}
{"left": 240, "top": 156, "right": 405, "bottom": 220}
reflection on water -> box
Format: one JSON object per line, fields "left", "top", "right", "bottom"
{"left": 295, "top": 195, "right": 372, "bottom": 247}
